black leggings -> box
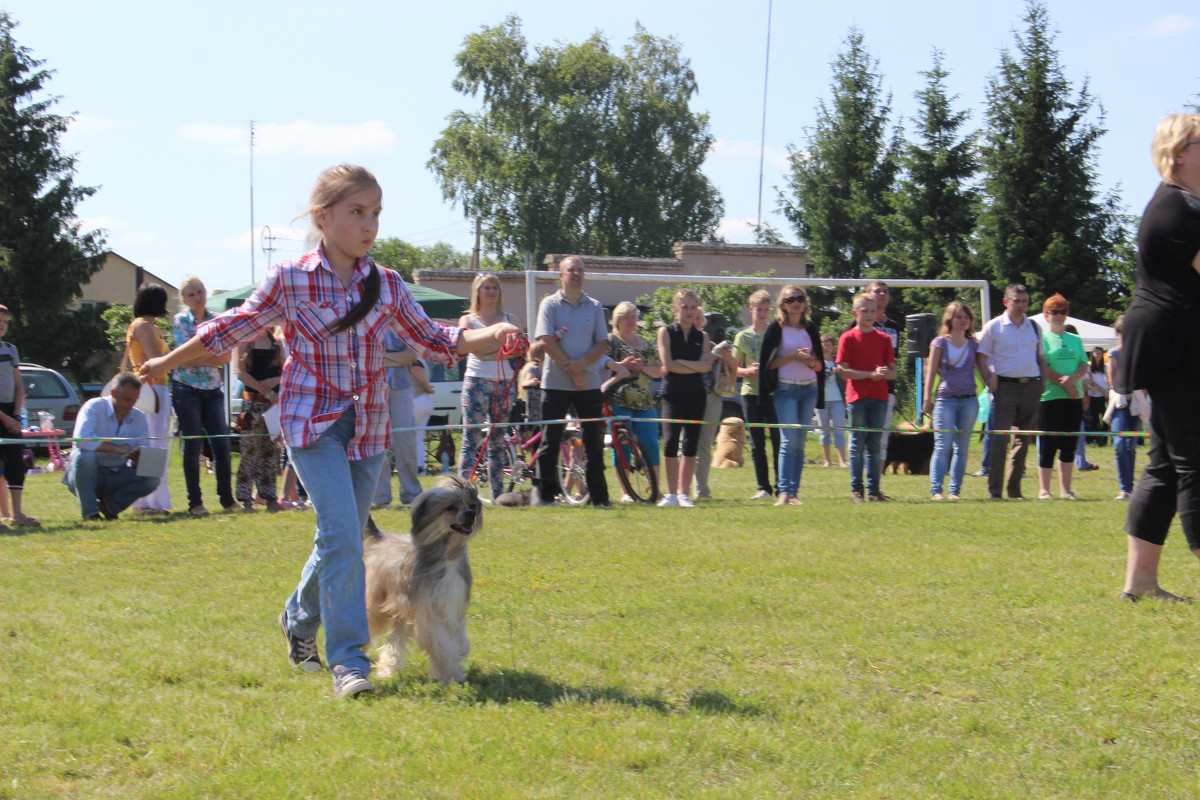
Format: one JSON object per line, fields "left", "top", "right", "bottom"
{"left": 1037, "top": 398, "right": 1083, "bottom": 468}
{"left": 662, "top": 392, "right": 706, "bottom": 458}
{"left": 1127, "top": 380, "right": 1200, "bottom": 548}
{"left": 0, "top": 401, "right": 25, "bottom": 490}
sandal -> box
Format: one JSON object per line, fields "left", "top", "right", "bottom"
{"left": 11, "top": 513, "right": 41, "bottom": 528}
{"left": 1038, "top": 491, "right": 1053, "bottom": 500}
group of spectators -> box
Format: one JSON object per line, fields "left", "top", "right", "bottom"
{"left": 32, "top": 259, "right": 1150, "bottom": 522}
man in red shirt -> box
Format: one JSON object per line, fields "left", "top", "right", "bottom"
{"left": 836, "top": 293, "right": 897, "bottom": 502}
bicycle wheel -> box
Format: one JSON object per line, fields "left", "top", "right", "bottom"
{"left": 500, "top": 438, "right": 534, "bottom": 493}
{"left": 613, "top": 428, "right": 659, "bottom": 503}
{"left": 557, "top": 432, "right": 589, "bottom": 505}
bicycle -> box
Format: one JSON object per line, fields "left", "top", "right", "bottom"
{"left": 494, "top": 423, "right": 589, "bottom": 505}
{"left": 602, "top": 401, "right": 660, "bottom": 503}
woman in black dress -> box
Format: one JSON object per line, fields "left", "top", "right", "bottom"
{"left": 1120, "top": 113, "right": 1200, "bottom": 601}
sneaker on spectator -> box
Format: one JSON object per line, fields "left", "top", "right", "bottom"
{"left": 1115, "top": 491, "right": 1131, "bottom": 500}
{"left": 331, "top": 665, "right": 373, "bottom": 699}
{"left": 278, "top": 610, "right": 322, "bottom": 672}
{"left": 678, "top": 495, "right": 696, "bottom": 508}
{"left": 657, "top": 494, "right": 679, "bottom": 507}
{"left": 749, "top": 490, "right": 772, "bottom": 500}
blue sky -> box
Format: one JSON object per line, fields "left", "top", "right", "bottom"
{"left": 6, "top": 0, "right": 1198, "bottom": 292}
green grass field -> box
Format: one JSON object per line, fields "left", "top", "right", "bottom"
{"left": 4, "top": 441, "right": 1199, "bottom": 799}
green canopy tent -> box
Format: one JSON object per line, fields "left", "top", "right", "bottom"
{"left": 207, "top": 283, "right": 468, "bottom": 320}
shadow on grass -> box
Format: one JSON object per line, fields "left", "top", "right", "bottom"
{"left": 376, "top": 666, "right": 765, "bottom": 717}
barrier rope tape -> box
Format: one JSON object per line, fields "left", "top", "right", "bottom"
{"left": 7, "top": 416, "right": 1148, "bottom": 447}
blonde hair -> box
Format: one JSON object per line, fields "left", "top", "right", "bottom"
{"left": 852, "top": 292, "right": 876, "bottom": 309}
{"left": 467, "top": 272, "right": 503, "bottom": 316}
{"left": 1152, "top": 113, "right": 1200, "bottom": 183}
{"left": 774, "top": 284, "right": 810, "bottom": 327}
{"left": 179, "top": 276, "right": 205, "bottom": 301}
{"left": 940, "top": 301, "right": 976, "bottom": 339}
{"left": 748, "top": 289, "right": 771, "bottom": 306}
{"left": 611, "top": 301, "right": 639, "bottom": 332}
{"left": 672, "top": 288, "right": 699, "bottom": 318}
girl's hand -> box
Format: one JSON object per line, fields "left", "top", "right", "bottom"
{"left": 922, "top": 398, "right": 934, "bottom": 416}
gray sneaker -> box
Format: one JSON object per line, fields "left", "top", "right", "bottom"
{"left": 331, "top": 665, "right": 373, "bottom": 699}
{"left": 278, "top": 610, "right": 322, "bottom": 672}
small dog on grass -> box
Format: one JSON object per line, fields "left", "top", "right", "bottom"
{"left": 363, "top": 474, "right": 482, "bottom": 684}
{"left": 712, "top": 417, "right": 747, "bottom": 468}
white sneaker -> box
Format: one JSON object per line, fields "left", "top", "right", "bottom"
{"left": 750, "top": 490, "right": 772, "bottom": 500}
{"left": 657, "top": 494, "right": 679, "bottom": 507}
{"left": 1115, "top": 491, "right": 1131, "bottom": 500}
{"left": 678, "top": 495, "right": 696, "bottom": 508}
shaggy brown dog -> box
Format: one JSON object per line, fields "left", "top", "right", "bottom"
{"left": 884, "top": 422, "right": 935, "bottom": 475}
{"left": 713, "top": 417, "right": 747, "bottom": 468}
{"left": 363, "top": 474, "right": 482, "bottom": 684}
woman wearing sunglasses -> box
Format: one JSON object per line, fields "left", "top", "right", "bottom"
{"left": 758, "top": 286, "right": 825, "bottom": 506}
{"left": 1036, "top": 294, "right": 1089, "bottom": 500}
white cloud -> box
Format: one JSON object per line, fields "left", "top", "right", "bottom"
{"left": 709, "top": 138, "right": 791, "bottom": 169}
{"left": 197, "top": 225, "right": 310, "bottom": 254}
{"left": 1141, "top": 14, "right": 1197, "bottom": 37}
{"left": 178, "top": 121, "right": 399, "bottom": 156}
{"left": 67, "top": 114, "right": 120, "bottom": 134}
{"left": 715, "top": 217, "right": 761, "bottom": 242}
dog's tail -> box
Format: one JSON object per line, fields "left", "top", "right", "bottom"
{"left": 363, "top": 514, "right": 386, "bottom": 541}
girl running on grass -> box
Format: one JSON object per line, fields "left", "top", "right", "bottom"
{"left": 139, "top": 164, "right": 522, "bottom": 699}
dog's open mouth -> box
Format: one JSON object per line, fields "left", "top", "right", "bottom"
{"left": 451, "top": 522, "right": 473, "bottom": 535}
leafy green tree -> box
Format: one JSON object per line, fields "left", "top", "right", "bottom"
{"left": 370, "top": 238, "right": 480, "bottom": 281}
{"left": 975, "top": 1, "right": 1121, "bottom": 319}
{"left": 0, "top": 13, "right": 107, "bottom": 375}
{"left": 780, "top": 28, "right": 900, "bottom": 279}
{"left": 429, "top": 17, "right": 723, "bottom": 266}
{"left": 638, "top": 274, "right": 774, "bottom": 339}
{"left": 871, "top": 50, "right": 979, "bottom": 314}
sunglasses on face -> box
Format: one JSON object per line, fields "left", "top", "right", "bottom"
{"left": 782, "top": 296, "right": 807, "bottom": 304}
{"left": 1047, "top": 308, "right": 1068, "bottom": 315}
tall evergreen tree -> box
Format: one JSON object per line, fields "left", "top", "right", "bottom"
{"left": 975, "top": 1, "right": 1119, "bottom": 319}
{"left": 0, "top": 13, "right": 106, "bottom": 376}
{"left": 780, "top": 28, "right": 899, "bottom": 279}
{"left": 429, "top": 17, "right": 722, "bottom": 266}
{"left": 871, "top": 50, "right": 978, "bottom": 313}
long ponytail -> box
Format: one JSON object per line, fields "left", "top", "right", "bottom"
{"left": 330, "top": 264, "right": 380, "bottom": 334}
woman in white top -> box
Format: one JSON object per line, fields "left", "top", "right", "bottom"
{"left": 457, "top": 273, "right": 520, "bottom": 499}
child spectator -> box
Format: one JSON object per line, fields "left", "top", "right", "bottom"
{"left": 836, "top": 293, "right": 897, "bottom": 502}
{"left": 0, "top": 305, "right": 38, "bottom": 528}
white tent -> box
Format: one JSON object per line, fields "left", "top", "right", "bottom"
{"left": 1028, "top": 313, "right": 1116, "bottom": 351}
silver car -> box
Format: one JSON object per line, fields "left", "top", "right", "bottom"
{"left": 20, "top": 363, "right": 82, "bottom": 430}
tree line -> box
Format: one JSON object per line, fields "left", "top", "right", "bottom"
{"left": 0, "top": 2, "right": 1182, "bottom": 377}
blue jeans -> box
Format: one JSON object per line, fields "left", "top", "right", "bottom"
{"left": 610, "top": 405, "right": 661, "bottom": 467}
{"left": 848, "top": 397, "right": 888, "bottom": 496}
{"left": 171, "top": 381, "right": 234, "bottom": 509}
{"left": 1110, "top": 406, "right": 1140, "bottom": 494}
{"left": 773, "top": 381, "right": 818, "bottom": 497}
{"left": 930, "top": 396, "right": 979, "bottom": 496}
{"left": 284, "top": 407, "right": 387, "bottom": 675}
{"left": 66, "top": 449, "right": 160, "bottom": 518}
{"left": 816, "top": 400, "right": 846, "bottom": 449}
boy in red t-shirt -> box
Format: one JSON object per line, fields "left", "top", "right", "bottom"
{"left": 836, "top": 294, "right": 897, "bottom": 502}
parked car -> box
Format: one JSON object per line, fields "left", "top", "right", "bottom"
{"left": 426, "top": 359, "right": 464, "bottom": 427}
{"left": 19, "top": 362, "right": 82, "bottom": 430}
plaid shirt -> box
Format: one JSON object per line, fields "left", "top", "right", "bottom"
{"left": 198, "top": 248, "right": 462, "bottom": 459}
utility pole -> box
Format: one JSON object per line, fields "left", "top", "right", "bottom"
{"left": 755, "top": 0, "right": 773, "bottom": 244}
{"left": 470, "top": 216, "right": 482, "bottom": 270}
{"left": 249, "top": 120, "right": 256, "bottom": 283}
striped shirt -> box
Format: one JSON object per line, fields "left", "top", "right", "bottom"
{"left": 197, "top": 248, "right": 462, "bottom": 459}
